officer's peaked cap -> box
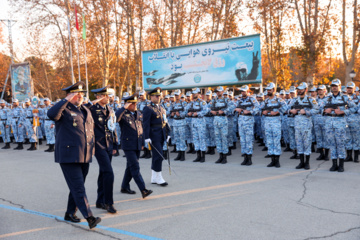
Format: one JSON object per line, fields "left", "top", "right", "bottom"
{"left": 148, "top": 87, "right": 162, "bottom": 96}
{"left": 62, "top": 81, "right": 87, "bottom": 94}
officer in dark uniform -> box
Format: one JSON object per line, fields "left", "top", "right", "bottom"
{"left": 116, "top": 94, "right": 153, "bottom": 198}
{"left": 143, "top": 87, "right": 171, "bottom": 186}
{"left": 47, "top": 81, "right": 101, "bottom": 229}
{"left": 89, "top": 86, "right": 117, "bottom": 214}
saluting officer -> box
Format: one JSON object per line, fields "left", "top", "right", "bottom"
{"left": 116, "top": 94, "right": 153, "bottom": 198}
{"left": 47, "top": 81, "right": 101, "bottom": 229}
{"left": 89, "top": 86, "right": 117, "bottom": 214}
{"left": 143, "top": 87, "right": 171, "bottom": 186}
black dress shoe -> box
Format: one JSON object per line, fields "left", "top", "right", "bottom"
{"left": 86, "top": 216, "right": 101, "bottom": 229}
{"left": 158, "top": 182, "right": 168, "bottom": 186}
{"left": 96, "top": 203, "right": 106, "bottom": 209}
{"left": 105, "top": 204, "right": 117, "bottom": 214}
{"left": 121, "top": 188, "right": 136, "bottom": 194}
{"left": 64, "top": 212, "right": 81, "bottom": 223}
{"left": 141, "top": 189, "right": 153, "bottom": 199}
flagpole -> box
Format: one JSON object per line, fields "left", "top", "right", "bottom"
{"left": 82, "top": 14, "right": 88, "bottom": 98}
{"left": 67, "top": 17, "right": 75, "bottom": 84}
{"left": 74, "top": 3, "right": 81, "bottom": 82}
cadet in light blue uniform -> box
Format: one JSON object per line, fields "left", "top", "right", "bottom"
{"left": 254, "top": 93, "right": 264, "bottom": 143}
{"left": 229, "top": 91, "right": 238, "bottom": 149}
{"left": 282, "top": 91, "right": 292, "bottom": 152}
{"left": 314, "top": 85, "right": 329, "bottom": 160}
{"left": 210, "top": 86, "right": 233, "bottom": 164}
{"left": 186, "top": 88, "right": 208, "bottom": 162}
{"left": 287, "top": 87, "right": 299, "bottom": 159}
{"left": 288, "top": 82, "right": 319, "bottom": 170}
{"left": 11, "top": 99, "right": 25, "bottom": 150}
{"left": 222, "top": 91, "right": 235, "bottom": 155}
{"left": 162, "top": 95, "right": 172, "bottom": 158}
{"left": 344, "top": 82, "right": 360, "bottom": 163}
{"left": 235, "top": 85, "right": 260, "bottom": 166}
{"left": 43, "top": 98, "right": 56, "bottom": 152}
{"left": 320, "top": 79, "right": 357, "bottom": 172}
{"left": 261, "top": 82, "right": 288, "bottom": 168}
{"left": 0, "top": 99, "right": 11, "bottom": 149}
{"left": 137, "top": 90, "right": 153, "bottom": 159}
{"left": 170, "top": 89, "right": 188, "bottom": 161}
{"left": 23, "top": 99, "right": 38, "bottom": 150}
{"left": 204, "top": 91, "right": 216, "bottom": 155}
{"left": 184, "top": 91, "right": 195, "bottom": 154}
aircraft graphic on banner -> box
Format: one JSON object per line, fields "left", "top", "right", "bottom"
{"left": 146, "top": 72, "right": 185, "bottom": 86}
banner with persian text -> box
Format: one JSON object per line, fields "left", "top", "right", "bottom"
{"left": 141, "top": 34, "right": 262, "bottom": 90}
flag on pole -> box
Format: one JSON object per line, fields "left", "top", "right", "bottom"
{"left": 82, "top": 14, "right": 86, "bottom": 40}
{"left": 74, "top": 4, "right": 80, "bottom": 31}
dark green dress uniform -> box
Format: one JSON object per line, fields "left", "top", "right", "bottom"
{"left": 116, "top": 94, "right": 152, "bottom": 198}
{"left": 89, "top": 86, "right": 117, "bottom": 213}
{"left": 47, "top": 81, "right": 101, "bottom": 229}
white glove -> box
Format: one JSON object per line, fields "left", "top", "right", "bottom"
{"left": 145, "top": 138, "right": 152, "bottom": 148}
{"left": 166, "top": 136, "right": 171, "bottom": 143}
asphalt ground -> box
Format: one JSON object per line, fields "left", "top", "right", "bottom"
{"left": 1, "top": 141, "right": 360, "bottom": 240}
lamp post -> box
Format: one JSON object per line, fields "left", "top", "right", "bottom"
{"left": 350, "top": 70, "right": 356, "bottom": 82}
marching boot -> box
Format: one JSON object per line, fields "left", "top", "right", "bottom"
{"left": 344, "top": 150, "right": 353, "bottom": 162}
{"left": 141, "top": 189, "right": 153, "bottom": 199}
{"left": 2, "top": 142, "right": 10, "bottom": 149}
{"left": 267, "top": 155, "right": 275, "bottom": 167}
{"left": 262, "top": 146, "right": 268, "bottom": 151}
{"left": 205, "top": 147, "right": 212, "bottom": 154}
{"left": 226, "top": 148, "right": 232, "bottom": 156}
{"left": 290, "top": 150, "right": 299, "bottom": 159}
{"left": 145, "top": 149, "right": 152, "bottom": 159}
{"left": 311, "top": 142, "right": 316, "bottom": 152}
{"left": 274, "top": 155, "right": 281, "bottom": 168}
{"left": 284, "top": 143, "right": 292, "bottom": 152}
{"left": 246, "top": 155, "right": 252, "bottom": 166}
{"left": 24, "top": 139, "right": 30, "bottom": 145}
{"left": 27, "top": 142, "right": 37, "bottom": 151}
{"left": 38, "top": 139, "right": 43, "bottom": 145}
{"left": 47, "top": 144, "right": 55, "bottom": 152}
{"left": 316, "top": 148, "right": 325, "bottom": 160}
{"left": 44, "top": 144, "right": 51, "bottom": 152}
{"left": 86, "top": 216, "right": 101, "bottom": 229}
{"left": 329, "top": 159, "right": 338, "bottom": 172}
{"left": 221, "top": 154, "right": 227, "bottom": 164}
{"left": 354, "top": 150, "right": 359, "bottom": 163}
{"left": 163, "top": 150, "right": 168, "bottom": 160}
{"left": 200, "top": 151, "right": 205, "bottom": 163}
{"left": 296, "top": 154, "right": 305, "bottom": 169}
{"left": 10, "top": 136, "right": 14, "bottom": 143}
{"left": 140, "top": 149, "right": 147, "bottom": 158}
{"left": 304, "top": 155, "right": 310, "bottom": 170}
{"left": 338, "top": 159, "right": 345, "bottom": 172}
{"left": 14, "top": 142, "right": 23, "bottom": 150}
{"left": 171, "top": 145, "right": 177, "bottom": 153}
{"left": 281, "top": 139, "right": 286, "bottom": 147}
{"left": 209, "top": 146, "right": 216, "bottom": 155}
{"left": 113, "top": 149, "right": 120, "bottom": 156}
{"left": 215, "top": 153, "right": 223, "bottom": 164}
{"left": 191, "top": 144, "right": 196, "bottom": 154}
{"left": 174, "top": 151, "right": 182, "bottom": 161}
{"left": 180, "top": 151, "right": 186, "bottom": 161}
{"left": 264, "top": 154, "right": 271, "bottom": 158}
{"left": 324, "top": 149, "right": 330, "bottom": 161}
{"left": 186, "top": 144, "right": 193, "bottom": 154}
{"left": 241, "top": 154, "right": 248, "bottom": 165}
{"left": 193, "top": 150, "right": 201, "bottom": 162}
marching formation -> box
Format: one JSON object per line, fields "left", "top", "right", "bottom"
{"left": 1, "top": 78, "right": 360, "bottom": 229}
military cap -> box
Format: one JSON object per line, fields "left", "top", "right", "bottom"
{"left": 12, "top": 99, "right": 18, "bottom": 103}
{"left": 115, "top": 96, "right": 120, "bottom": 101}
{"left": 62, "top": 81, "right": 86, "bottom": 94}
{"left": 174, "top": 89, "right": 181, "bottom": 96}
{"left": 148, "top": 87, "right": 162, "bottom": 96}
{"left": 330, "top": 79, "right": 341, "bottom": 86}
{"left": 165, "top": 95, "right": 170, "bottom": 99}
{"left": 139, "top": 90, "right": 146, "bottom": 95}
{"left": 123, "top": 94, "right": 138, "bottom": 103}
{"left": 91, "top": 85, "right": 112, "bottom": 95}
{"left": 289, "top": 86, "right": 296, "bottom": 93}
{"left": 186, "top": 91, "right": 192, "bottom": 97}
{"left": 279, "top": 90, "right": 285, "bottom": 95}
{"left": 215, "top": 86, "right": 224, "bottom": 92}
{"left": 192, "top": 88, "right": 200, "bottom": 94}
{"left": 317, "top": 85, "right": 326, "bottom": 90}
{"left": 39, "top": 100, "right": 45, "bottom": 106}
{"left": 44, "top": 98, "right": 50, "bottom": 102}
{"left": 265, "top": 82, "right": 276, "bottom": 90}
{"left": 309, "top": 86, "right": 317, "bottom": 92}
{"left": 297, "top": 82, "right": 308, "bottom": 90}
{"left": 223, "top": 90, "right": 229, "bottom": 95}
{"left": 275, "top": 92, "right": 279, "bottom": 97}
{"left": 205, "top": 90, "right": 212, "bottom": 96}
{"left": 285, "top": 91, "right": 290, "bottom": 95}
{"left": 0, "top": 99, "right": 5, "bottom": 104}
{"left": 181, "top": 94, "right": 185, "bottom": 98}
{"left": 212, "top": 93, "right": 217, "bottom": 97}
{"left": 170, "top": 94, "right": 175, "bottom": 98}
{"left": 229, "top": 91, "right": 234, "bottom": 96}
{"left": 346, "top": 81, "right": 356, "bottom": 88}
{"left": 24, "top": 98, "right": 30, "bottom": 103}
{"left": 123, "top": 92, "right": 130, "bottom": 98}
{"left": 238, "top": 85, "right": 249, "bottom": 92}
{"left": 257, "top": 93, "right": 264, "bottom": 98}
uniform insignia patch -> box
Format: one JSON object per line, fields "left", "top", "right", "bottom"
{"left": 166, "top": 103, "right": 170, "bottom": 107}
{"left": 202, "top": 101, "right": 206, "bottom": 105}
